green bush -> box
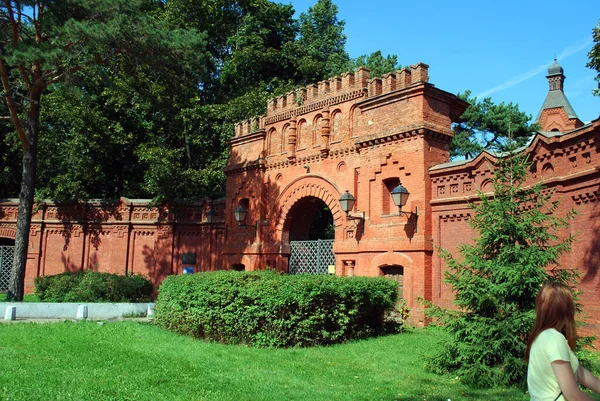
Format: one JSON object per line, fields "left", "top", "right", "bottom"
{"left": 34, "top": 271, "right": 154, "bottom": 302}
{"left": 155, "top": 270, "right": 398, "bottom": 347}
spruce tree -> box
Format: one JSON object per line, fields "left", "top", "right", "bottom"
{"left": 430, "top": 147, "right": 577, "bottom": 387}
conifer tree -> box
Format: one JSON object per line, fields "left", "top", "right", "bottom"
{"left": 429, "top": 146, "right": 577, "bottom": 387}
{"left": 587, "top": 19, "right": 600, "bottom": 96}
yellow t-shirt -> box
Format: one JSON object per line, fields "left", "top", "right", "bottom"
{"left": 527, "top": 328, "right": 579, "bottom": 401}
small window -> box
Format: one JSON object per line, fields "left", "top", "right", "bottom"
{"left": 231, "top": 264, "right": 245, "bottom": 271}
{"left": 382, "top": 177, "right": 400, "bottom": 215}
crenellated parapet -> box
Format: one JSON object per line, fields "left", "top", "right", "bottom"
{"left": 265, "top": 63, "right": 429, "bottom": 117}
{"left": 234, "top": 116, "right": 265, "bottom": 138}
{"left": 233, "top": 63, "right": 431, "bottom": 137}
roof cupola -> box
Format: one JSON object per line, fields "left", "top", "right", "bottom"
{"left": 536, "top": 58, "right": 583, "bottom": 132}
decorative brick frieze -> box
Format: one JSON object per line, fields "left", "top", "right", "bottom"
{"left": 264, "top": 89, "right": 366, "bottom": 126}
{"left": 0, "top": 207, "right": 18, "bottom": 221}
{"left": 0, "top": 226, "right": 16, "bottom": 239}
{"left": 440, "top": 213, "right": 471, "bottom": 222}
{"left": 571, "top": 190, "right": 600, "bottom": 204}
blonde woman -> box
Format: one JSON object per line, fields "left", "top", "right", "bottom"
{"left": 526, "top": 282, "right": 600, "bottom": 400}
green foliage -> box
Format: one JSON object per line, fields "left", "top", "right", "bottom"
{"left": 351, "top": 50, "right": 402, "bottom": 78}
{"left": 587, "top": 19, "right": 600, "bottom": 96}
{"left": 0, "top": 0, "right": 402, "bottom": 203}
{"left": 428, "top": 148, "right": 577, "bottom": 387}
{"left": 296, "top": 0, "right": 350, "bottom": 83}
{"left": 34, "top": 271, "right": 154, "bottom": 302}
{"left": 451, "top": 91, "right": 539, "bottom": 159}
{"left": 155, "top": 270, "right": 398, "bottom": 347}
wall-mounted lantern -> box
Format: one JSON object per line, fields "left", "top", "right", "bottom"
{"left": 207, "top": 209, "right": 218, "bottom": 225}
{"left": 206, "top": 207, "right": 227, "bottom": 238}
{"left": 339, "top": 190, "right": 356, "bottom": 216}
{"left": 234, "top": 205, "right": 248, "bottom": 225}
{"left": 391, "top": 183, "right": 418, "bottom": 232}
{"left": 339, "top": 190, "right": 365, "bottom": 236}
{"left": 391, "top": 184, "right": 410, "bottom": 210}
{"left": 234, "top": 205, "right": 257, "bottom": 232}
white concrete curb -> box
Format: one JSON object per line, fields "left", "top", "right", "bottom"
{"left": 1, "top": 302, "right": 156, "bottom": 320}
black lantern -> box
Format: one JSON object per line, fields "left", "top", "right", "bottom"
{"left": 205, "top": 207, "right": 227, "bottom": 238}
{"left": 234, "top": 205, "right": 248, "bottom": 225}
{"left": 207, "top": 208, "right": 217, "bottom": 225}
{"left": 391, "top": 184, "right": 410, "bottom": 210}
{"left": 339, "top": 190, "right": 356, "bottom": 216}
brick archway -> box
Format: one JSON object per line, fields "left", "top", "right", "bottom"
{"left": 275, "top": 175, "right": 344, "bottom": 245}
{"left": 0, "top": 227, "right": 16, "bottom": 240}
{"left": 370, "top": 251, "right": 414, "bottom": 273}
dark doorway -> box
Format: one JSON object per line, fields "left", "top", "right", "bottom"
{"left": 288, "top": 196, "right": 334, "bottom": 241}
{"left": 381, "top": 265, "right": 404, "bottom": 299}
{"left": 287, "top": 197, "right": 335, "bottom": 275}
{"left": 0, "top": 238, "right": 15, "bottom": 292}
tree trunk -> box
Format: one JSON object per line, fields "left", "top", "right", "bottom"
{"left": 7, "top": 121, "right": 38, "bottom": 301}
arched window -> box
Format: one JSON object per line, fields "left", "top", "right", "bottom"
{"left": 382, "top": 177, "right": 400, "bottom": 215}
{"left": 268, "top": 128, "right": 279, "bottom": 156}
{"left": 282, "top": 124, "right": 289, "bottom": 154}
{"left": 381, "top": 265, "right": 404, "bottom": 298}
{"left": 331, "top": 110, "right": 343, "bottom": 141}
{"left": 297, "top": 119, "right": 306, "bottom": 149}
{"left": 313, "top": 115, "right": 322, "bottom": 146}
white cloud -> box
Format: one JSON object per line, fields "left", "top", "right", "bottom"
{"left": 476, "top": 38, "right": 593, "bottom": 99}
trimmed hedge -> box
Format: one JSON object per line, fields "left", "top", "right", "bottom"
{"left": 154, "top": 270, "right": 398, "bottom": 347}
{"left": 34, "top": 271, "right": 154, "bottom": 302}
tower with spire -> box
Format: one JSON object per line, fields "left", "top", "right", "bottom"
{"left": 536, "top": 59, "right": 584, "bottom": 132}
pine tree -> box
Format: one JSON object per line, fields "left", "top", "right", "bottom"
{"left": 429, "top": 146, "right": 577, "bottom": 387}
{"left": 0, "top": 0, "right": 207, "bottom": 300}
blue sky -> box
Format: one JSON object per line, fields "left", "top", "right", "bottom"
{"left": 289, "top": 0, "right": 599, "bottom": 124}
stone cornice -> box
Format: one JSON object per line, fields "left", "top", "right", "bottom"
{"left": 224, "top": 158, "right": 267, "bottom": 175}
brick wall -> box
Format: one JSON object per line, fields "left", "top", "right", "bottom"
{"left": 0, "top": 198, "right": 226, "bottom": 293}
{"left": 224, "top": 64, "right": 468, "bottom": 324}
{"left": 4, "top": 62, "right": 598, "bottom": 331}
{"left": 430, "top": 119, "right": 600, "bottom": 330}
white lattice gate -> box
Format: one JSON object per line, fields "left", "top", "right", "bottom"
{"left": 289, "top": 239, "right": 335, "bottom": 275}
{"left": 0, "top": 245, "right": 14, "bottom": 291}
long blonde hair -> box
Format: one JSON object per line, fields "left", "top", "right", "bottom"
{"left": 525, "top": 282, "right": 577, "bottom": 362}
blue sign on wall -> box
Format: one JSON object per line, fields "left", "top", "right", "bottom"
{"left": 183, "top": 266, "right": 194, "bottom": 274}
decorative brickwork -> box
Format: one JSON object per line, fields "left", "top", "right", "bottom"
{"left": 0, "top": 198, "right": 225, "bottom": 293}
{"left": 223, "top": 63, "right": 468, "bottom": 324}
{"left": 430, "top": 118, "right": 600, "bottom": 332}
{"left": 3, "top": 62, "right": 599, "bottom": 332}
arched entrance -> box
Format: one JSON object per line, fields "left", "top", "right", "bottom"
{"left": 286, "top": 196, "right": 335, "bottom": 275}
{"left": 0, "top": 238, "right": 15, "bottom": 292}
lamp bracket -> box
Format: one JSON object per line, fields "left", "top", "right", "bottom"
{"left": 206, "top": 222, "right": 227, "bottom": 239}
{"left": 345, "top": 211, "right": 364, "bottom": 221}
{"left": 398, "top": 206, "right": 419, "bottom": 232}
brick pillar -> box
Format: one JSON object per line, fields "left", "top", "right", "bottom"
{"left": 344, "top": 260, "right": 355, "bottom": 276}
{"left": 287, "top": 117, "right": 297, "bottom": 161}
{"left": 320, "top": 108, "right": 330, "bottom": 157}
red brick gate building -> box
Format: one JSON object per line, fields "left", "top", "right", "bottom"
{"left": 223, "top": 63, "right": 468, "bottom": 322}
{"left": 1, "top": 60, "right": 598, "bottom": 328}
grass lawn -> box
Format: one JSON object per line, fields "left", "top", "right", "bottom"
{"left": 0, "top": 322, "right": 534, "bottom": 401}
{"left": 0, "top": 293, "right": 40, "bottom": 302}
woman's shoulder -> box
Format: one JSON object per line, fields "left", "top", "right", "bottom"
{"left": 536, "top": 328, "right": 567, "bottom": 344}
